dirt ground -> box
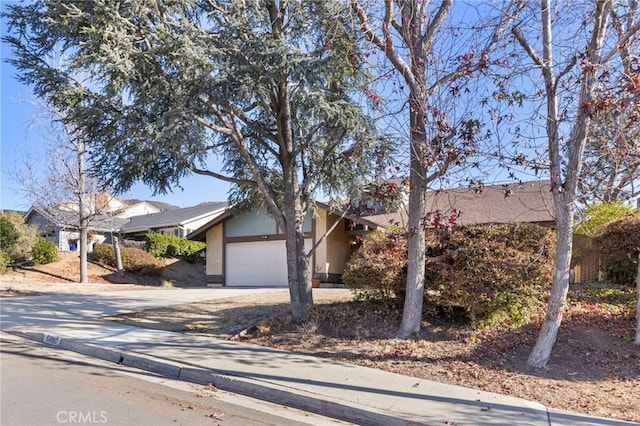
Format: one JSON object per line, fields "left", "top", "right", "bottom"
{"left": 2, "top": 253, "right": 639, "bottom": 423}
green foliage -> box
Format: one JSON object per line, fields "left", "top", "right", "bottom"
{"left": 595, "top": 212, "right": 640, "bottom": 285}
{"left": 0, "top": 250, "right": 9, "bottom": 274}
{"left": 0, "top": 212, "right": 39, "bottom": 264}
{"left": 3, "top": 1, "right": 389, "bottom": 203}
{"left": 0, "top": 215, "right": 19, "bottom": 251}
{"left": 91, "top": 243, "right": 162, "bottom": 276}
{"left": 342, "top": 228, "right": 407, "bottom": 305}
{"left": 145, "top": 233, "right": 205, "bottom": 262}
{"left": 575, "top": 201, "right": 636, "bottom": 236}
{"left": 424, "top": 223, "right": 555, "bottom": 328}
{"left": 31, "top": 238, "right": 59, "bottom": 265}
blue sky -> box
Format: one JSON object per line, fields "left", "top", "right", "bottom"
{"left": 1, "top": 11, "right": 231, "bottom": 211}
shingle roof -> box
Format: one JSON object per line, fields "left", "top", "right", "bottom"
{"left": 26, "top": 206, "right": 129, "bottom": 232}
{"left": 352, "top": 180, "right": 555, "bottom": 228}
{"left": 118, "top": 202, "right": 228, "bottom": 233}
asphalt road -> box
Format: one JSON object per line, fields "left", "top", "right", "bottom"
{"left": 0, "top": 332, "right": 346, "bottom": 426}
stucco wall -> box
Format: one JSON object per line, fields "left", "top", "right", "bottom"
{"left": 313, "top": 210, "right": 353, "bottom": 280}
{"left": 206, "top": 224, "right": 224, "bottom": 276}
{"left": 325, "top": 213, "right": 353, "bottom": 276}
{"left": 314, "top": 210, "right": 328, "bottom": 277}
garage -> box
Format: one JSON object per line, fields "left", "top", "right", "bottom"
{"left": 225, "top": 239, "right": 312, "bottom": 287}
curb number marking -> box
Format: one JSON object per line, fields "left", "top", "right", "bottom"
{"left": 43, "top": 334, "right": 62, "bottom": 346}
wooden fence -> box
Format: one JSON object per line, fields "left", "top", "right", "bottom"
{"left": 570, "top": 234, "right": 602, "bottom": 284}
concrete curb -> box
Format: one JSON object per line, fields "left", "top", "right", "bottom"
{"left": 7, "top": 330, "right": 423, "bottom": 426}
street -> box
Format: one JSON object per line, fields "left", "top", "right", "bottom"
{"left": 0, "top": 333, "right": 344, "bottom": 426}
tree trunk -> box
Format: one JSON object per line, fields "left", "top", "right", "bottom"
{"left": 396, "top": 168, "right": 427, "bottom": 338}
{"left": 528, "top": 198, "right": 574, "bottom": 367}
{"left": 79, "top": 227, "right": 88, "bottom": 283}
{"left": 295, "top": 219, "right": 313, "bottom": 307}
{"left": 283, "top": 202, "right": 313, "bottom": 322}
{"left": 396, "top": 88, "right": 428, "bottom": 339}
{"left": 77, "top": 144, "right": 89, "bottom": 284}
{"left": 112, "top": 236, "right": 124, "bottom": 275}
{"left": 635, "top": 253, "right": 640, "bottom": 345}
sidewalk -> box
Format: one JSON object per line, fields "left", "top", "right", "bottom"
{"left": 1, "top": 289, "right": 637, "bottom": 426}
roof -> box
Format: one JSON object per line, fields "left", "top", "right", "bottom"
{"left": 361, "top": 180, "right": 555, "bottom": 227}
{"left": 25, "top": 206, "right": 129, "bottom": 232}
{"left": 187, "top": 209, "right": 234, "bottom": 241}
{"left": 118, "top": 202, "right": 228, "bottom": 233}
{"left": 188, "top": 180, "right": 555, "bottom": 241}
{"left": 122, "top": 199, "right": 179, "bottom": 211}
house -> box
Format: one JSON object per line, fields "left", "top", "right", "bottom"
{"left": 23, "top": 194, "right": 180, "bottom": 251}
{"left": 118, "top": 202, "right": 228, "bottom": 240}
{"left": 188, "top": 204, "right": 372, "bottom": 287}
{"left": 24, "top": 206, "right": 128, "bottom": 251}
{"left": 57, "top": 194, "right": 178, "bottom": 219}
{"left": 188, "top": 180, "right": 556, "bottom": 287}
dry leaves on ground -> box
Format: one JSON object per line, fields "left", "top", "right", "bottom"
{"left": 2, "top": 255, "right": 639, "bottom": 423}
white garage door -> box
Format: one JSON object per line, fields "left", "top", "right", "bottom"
{"left": 226, "top": 239, "right": 312, "bottom": 287}
{"left": 226, "top": 241, "right": 287, "bottom": 287}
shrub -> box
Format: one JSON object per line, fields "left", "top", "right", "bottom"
{"left": 31, "top": 238, "right": 59, "bottom": 265}
{"left": 145, "top": 233, "right": 206, "bottom": 262}
{"left": 0, "top": 250, "right": 9, "bottom": 274}
{"left": 575, "top": 201, "right": 636, "bottom": 236}
{"left": 595, "top": 212, "right": 640, "bottom": 285}
{"left": 0, "top": 216, "right": 18, "bottom": 251}
{"left": 91, "top": 243, "right": 162, "bottom": 276}
{"left": 342, "top": 228, "right": 407, "bottom": 305}
{"left": 0, "top": 212, "right": 39, "bottom": 264}
{"left": 343, "top": 223, "right": 555, "bottom": 328}
{"left": 424, "top": 223, "right": 555, "bottom": 328}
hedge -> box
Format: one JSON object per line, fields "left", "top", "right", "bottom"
{"left": 91, "top": 243, "right": 162, "bottom": 276}
{"left": 342, "top": 228, "right": 407, "bottom": 303}
{"left": 424, "top": 223, "right": 555, "bottom": 328}
{"left": 595, "top": 212, "right": 640, "bottom": 285}
{"left": 145, "top": 233, "right": 206, "bottom": 262}
{"left": 343, "top": 222, "right": 555, "bottom": 328}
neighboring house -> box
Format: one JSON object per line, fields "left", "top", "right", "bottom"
{"left": 24, "top": 206, "right": 128, "bottom": 252}
{"left": 112, "top": 200, "right": 163, "bottom": 218}
{"left": 118, "top": 202, "right": 228, "bottom": 240}
{"left": 188, "top": 180, "right": 556, "bottom": 288}
{"left": 57, "top": 194, "right": 176, "bottom": 218}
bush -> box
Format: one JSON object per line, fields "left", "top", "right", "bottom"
{"left": 575, "top": 201, "right": 636, "bottom": 236}
{"left": 0, "top": 216, "right": 18, "bottom": 251}
{"left": 424, "top": 223, "right": 555, "bottom": 328}
{"left": 0, "top": 212, "right": 39, "bottom": 264}
{"left": 342, "top": 228, "right": 407, "bottom": 305}
{"left": 0, "top": 250, "right": 9, "bottom": 274}
{"left": 91, "top": 243, "right": 162, "bottom": 276}
{"left": 31, "top": 238, "right": 59, "bottom": 265}
{"left": 145, "top": 233, "right": 206, "bottom": 262}
{"left": 595, "top": 212, "right": 640, "bottom": 285}
{"left": 344, "top": 223, "right": 555, "bottom": 328}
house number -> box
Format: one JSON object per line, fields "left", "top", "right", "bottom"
{"left": 43, "top": 334, "right": 61, "bottom": 346}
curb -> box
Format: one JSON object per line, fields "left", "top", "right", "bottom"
{"left": 7, "top": 330, "right": 422, "bottom": 426}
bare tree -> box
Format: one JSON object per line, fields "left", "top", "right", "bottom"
{"left": 16, "top": 114, "right": 105, "bottom": 284}
{"left": 580, "top": 6, "right": 640, "bottom": 204}
{"left": 351, "top": 0, "right": 523, "bottom": 338}
{"left": 511, "top": 0, "right": 640, "bottom": 368}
